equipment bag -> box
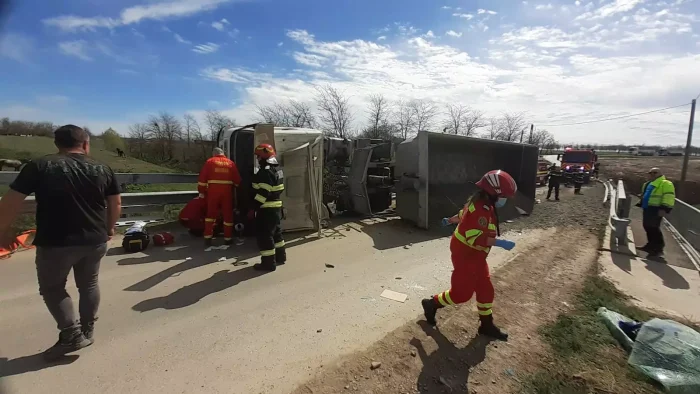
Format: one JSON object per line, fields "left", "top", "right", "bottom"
{"left": 122, "top": 222, "right": 150, "bottom": 253}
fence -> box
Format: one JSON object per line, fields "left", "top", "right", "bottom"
{"left": 664, "top": 198, "right": 700, "bottom": 258}
{"left": 0, "top": 172, "right": 197, "bottom": 226}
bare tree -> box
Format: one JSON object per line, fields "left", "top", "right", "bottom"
{"left": 128, "top": 122, "right": 149, "bottom": 158}
{"left": 394, "top": 100, "right": 415, "bottom": 140}
{"left": 498, "top": 112, "right": 527, "bottom": 142}
{"left": 528, "top": 128, "right": 558, "bottom": 152}
{"left": 483, "top": 117, "right": 503, "bottom": 140}
{"left": 409, "top": 100, "right": 438, "bottom": 133}
{"left": 256, "top": 100, "right": 316, "bottom": 128}
{"left": 146, "top": 112, "right": 182, "bottom": 160}
{"left": 462, "top": 109, "right": 486, "bottom": 137}
{"left": 315, "top": 84, "right": 353, "bottom": 138}
{"left": 443, "top": 103, "right": 467, "bottom": 135}
{"left": 365, "top": 94, "right": 392, "bottom": 139}
{"left": 182, "top": 113, "right": 201, "bottom": 161}
{"left": 204, "top": 109, "right": 235, "bottom": 142}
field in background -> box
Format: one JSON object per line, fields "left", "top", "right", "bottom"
{"left": 600, "top": 155, "right": 700, "bottom": 204}
{"left": 0, "top": 135, "right": 178, "bottom": 173}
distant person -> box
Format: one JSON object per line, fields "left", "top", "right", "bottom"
{"left": 636, "top": 167, "right": 675, "bottom": 257}
{"left": 546, "top": 165, "right": 563, "bottom": 201}
{"left": 574, "top": 171, "right": 584, "bottom": 195}
{"left": 0, "top": 125, "right": 121, "bottom": 361}
{"left": 197, "top": 147, "right": 242, "bottom": 247}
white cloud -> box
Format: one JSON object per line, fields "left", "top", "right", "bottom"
{"left": 221, "top": 18, "right": 230, "bottom": 24}
{"left": 228, "top": 28, "right": 240, "bottom": 39}
{"left": 576, "top": 0, "right": 646, "bottom": 20}
{"left": 377, "top": 36, "right": 387, "bottom": 41}
{"left": 43, "top": 0, "right": 240, "bottom": 32}
{"left": 453, "top": 13, "right": 474, "bottom": 20}
{"left": 277, "top": 41, "right": 284, "bottom": 47}
{"left": 478, "top": 9, "right": 498, "bottom": 15}
{"left": 293, "top": 52, "right": 327, "bottom": 67}
{"left": 0, "top": 33, "right": 35, "bottom": 63}
{"left": 212, "top": 21, "right": 226, "bottom": 31}
{"left": 575, "top": 0, "right": 581, "bottom": 5}
{"left": 424, "top": 30, "right": 436, "bottom": 38}
{"left": 58, "top": 40, "right": 93, "bottom": 61}
{"left": 446, "top": 30, "right": 463, "bottom": 37}
{"left": 536, "top": 3, "right": 554, "bottom": 10}
{"left": 192, "top": 43, "right": 220, "bottom": 54}
{"left": 174, "top": 33, "right": 192, "bottom": 45}
{"left": 117, "top": 69, "right": 140, "bottom": 75}
{"left": 131, "top": 28, "right": 145, "bottom": 38}
{"left": 441, "top": 6, "right": 451, "bottom": 10}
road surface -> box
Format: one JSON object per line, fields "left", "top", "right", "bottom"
{"left": 0, "top": 217, "right": 546, "bottom": 394}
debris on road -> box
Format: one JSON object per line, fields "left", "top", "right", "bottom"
{"left": 325, "top": 263, "right": 335, "bottom": 268}
{"left": 380, "top": 289, "right": 407, "bottom": 303}
{"left": 317, "top": 329, "right": 323, "bottom": 333}
{"left": 204, "top": 245, "right": 230, "bottom": 252}
{"left": 370, "top": 361, "right": 381, "bottom": 370}
{"left": 395, "top": 277, "right": 402, "bottom": 280}
{"left": 410, "top": 349, "right": 417, "bottom": 357}
{"left": 218, "top": 257, "right": 227, "bottom": 262}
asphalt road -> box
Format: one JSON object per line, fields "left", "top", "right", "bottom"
{"left": 0, "top": 218, "right": 544, "bottom": 394}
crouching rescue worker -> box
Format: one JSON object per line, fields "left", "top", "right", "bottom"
{"left": 250, "top": 143, "right": 286, "bottom": 272}
{"left": 198, "top": 148, "right": 242, "bottom": 246}
{"left": 422, "top": 170, "right": 518, "bottom": 341}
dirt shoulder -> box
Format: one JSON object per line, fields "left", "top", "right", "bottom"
{"left": 292, "top": 184, "right": 609, "bottom": 394}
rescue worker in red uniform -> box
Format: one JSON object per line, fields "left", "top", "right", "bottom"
{"left": 422, "top": 170, "right": 518, "bottom": 341}
{"left": 197, "top": 148, "right": 242, "bottom": 246}
{"left": 178, "top": 195, "right": 223, "bottom": 236}
{"left": 249, "top": 143, "right": 286, "bottom": 272}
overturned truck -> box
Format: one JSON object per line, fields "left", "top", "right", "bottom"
{"left": 216, "top": 125, "right": 538, "bottom": 233}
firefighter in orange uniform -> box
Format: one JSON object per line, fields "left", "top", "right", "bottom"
{"left": 422, "top": 170, "right": 518, "bottom": 341}
{"left": 198, "top": 147, "right": 242, "bottom": 246}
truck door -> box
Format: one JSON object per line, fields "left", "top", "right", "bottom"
{"left": 280, "top": 142, "right": 314, "bottom": 231}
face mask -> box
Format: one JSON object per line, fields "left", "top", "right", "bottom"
{"left": 495, "top": 197, "right": 507, "bottom": 208}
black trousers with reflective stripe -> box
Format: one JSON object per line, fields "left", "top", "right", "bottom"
{"left": 255, "top": 207, "right": 285, "bottom": 265}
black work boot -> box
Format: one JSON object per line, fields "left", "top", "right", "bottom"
{"left": 204, "top": 238, "right": 213, "bottom": 247}
{"left": 478, "top": 315, "right": 509, "bottom": 341}
{"left": 254, "top": 256, "right": 276, "bottom": 272}
{"left": 276, "top": 249, "right": 287, "bottom": 266}
{"left": 421, "top": 298, "right": 443, "bottom": 326}
{"left": 43, "top": 326, "right": 93, "bottom": 361}
{"left": 224, "top": 239, "right": 233, "bottom": 246}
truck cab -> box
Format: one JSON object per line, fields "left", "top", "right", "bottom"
{"left": 559, "top": 148, "right": 597, "bottom": 184}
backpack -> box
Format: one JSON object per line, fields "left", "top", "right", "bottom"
{"left": 122, "top": 222, "right": 150, "bottom": 253}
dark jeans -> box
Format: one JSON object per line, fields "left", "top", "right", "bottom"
{"left": 36, "top": 243, "right": 107, "bottom": 331}
{"left": 255, "top": 208, "right": 285, "bottom": 264}
{"left": 642, "top": 210, "right": 664, "bottom": 252}
{"left": 547, "top": 183, "right": 560, "bottom": 199}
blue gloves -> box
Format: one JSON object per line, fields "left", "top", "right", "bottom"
{"left": 494, "top": 239, "right": 516, "bottom": 251}
{"left": 441, "top": 217, "right": 451, "bottom": 227}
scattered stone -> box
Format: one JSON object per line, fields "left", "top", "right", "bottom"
{"left": 395, "top": 277, "right": 402, "bottom": 280}
{"left": 370, "top": 361, "right": 382, "bottom": 370}
{"left": 317, "top": 329, "right": 323, "bottom": 333}
{"left": 344, "top": 385, "right": 350, "bottom": 390}
{"left": 410, "top": 349, "right": 417, "bottom": 357}
{"left": 403, "top": 245, "right": 410, "bottom": 249}
{"left": 325, "top": 263, "right": 335, "bottom": 268}
{"left": 492, "top": 379, "right": 496, "bottom": 384}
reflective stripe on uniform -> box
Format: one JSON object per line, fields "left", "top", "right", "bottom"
{"left": 478, "top": 309, "right": 493, "bottom": 316}
{"left": 261, "top": 200, "right": 283, "bottom": 208}
{"left": 205, "top": 218, "right": 216, "bottom": 223}
{"left": 477, "top": 302, "right": 493, "bottom": 316}
{"left": 477, "top": 302, "right": 493, "bottom": 309}
{"left": 224, "top": 238, "right": 232, "bottom": 241}
{"left": 453, "top": 229, "right": 490, "bottom": 253}
{"left": 197, "top": 182, "right": 207, "bottom": 187}
{"left": 204, "top": 235, "right": 213, "bottom": 239}
{"left": 274, "top": 240, "right": 285, "bottom": 248}
{"left": 254, "top": 194, "right": 267, "bottom": 203}
{"left": 437, "top": 291, "right": 454, "bottom": 307}
{"left": 223, "top": 222, "right": 234, "bottom": 227}
{"left": 252, "top": 182, "right": 285, "bottom": 192}
{"left": 208, "top": 180, "right": 233, "bottom": 185}
{"left": 458, "top": 209, "right": 464, "bottom": 219}
{"left": 260, "top": 249, "right": 276, "bottom": 257}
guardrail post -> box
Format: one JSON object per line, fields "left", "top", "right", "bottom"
{"left": 612, "top": 180, "right": 631, "bottom": 245}
{"left": 616, "top": 180, "right": 631, "bottom": 219}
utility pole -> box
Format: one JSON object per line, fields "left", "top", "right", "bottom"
{"left": 679, "top": 98, "right": 696, "bottom": 200}
{"left": 528, "top": 124, "right": 534, "bottom": 144}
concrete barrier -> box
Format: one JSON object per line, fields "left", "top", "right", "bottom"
{"left": 605, "top": 179, "right": 635, "bottom": 255}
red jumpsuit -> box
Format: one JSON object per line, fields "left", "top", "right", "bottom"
{"left": 179, "top": 197, "right": 208, "bottom": 234}
{"left": 197, "top": 154, "right": 242, "bottom": 242}
{"left": 433, "top": 198, "right": 498, "bottom": 317}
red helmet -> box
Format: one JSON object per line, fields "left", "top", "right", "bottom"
{"left": 254, "top": 143, "right": 276, "bottom": 159}
{"left": 475, "top": 170, "right": 517, "bottom": 198}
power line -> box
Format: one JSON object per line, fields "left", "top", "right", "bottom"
{"left": 537, "top": 102, "right": 691, "bottom": 127}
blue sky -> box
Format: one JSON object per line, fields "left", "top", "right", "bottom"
{"left": 0, "top": 0, "right": 699, "bottom": 144}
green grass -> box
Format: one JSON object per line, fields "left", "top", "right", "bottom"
{"left": 0, "top": 135, "right": 177, "bottom": 173}
{"left": 520, "top": 271, "right": 662, "bottom": 394}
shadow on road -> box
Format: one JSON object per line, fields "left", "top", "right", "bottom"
{"left": 410, "top": 321, "right": 493, "bottom": 393}
{"left": 0, "top": 354, "right": 78, "bottom": 378}
{"left": 641, "top": 257, "right": 691, "bottom": 290}
{"left": 355, "top": 217, "right": 446, "bottom": 251}
{"left": 132, "top": 267, "right": 269, "bottom": 312}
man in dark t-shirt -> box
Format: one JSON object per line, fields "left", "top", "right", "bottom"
{"left": 0, "top": 124, "right": 122, "bottom": 361}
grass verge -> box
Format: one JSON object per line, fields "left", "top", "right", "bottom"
{"left": 519, "top": 268, "right": 662, "bottom": 394}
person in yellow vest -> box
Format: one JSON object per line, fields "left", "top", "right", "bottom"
{"left": 636, "top": 167, "right": 675, "bottom": 257}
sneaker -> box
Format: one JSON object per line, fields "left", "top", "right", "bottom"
{"left": 81, "top": 321, "right": 96, "bottom": 341}
{"left": 43, "top": 327, "right": 93, "bottom": 362}
{"left": 235, "top": 238, "right": 244, "bottom": 246}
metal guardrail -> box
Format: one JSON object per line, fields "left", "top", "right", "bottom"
{"left": 2, "top": 171, "right": 198, "bottom": 226}
{"left": 665, "top": 198, "right": 700, "bottom": 255}
{"left": 605, "top": 179, "right": 631, "bottom": 245}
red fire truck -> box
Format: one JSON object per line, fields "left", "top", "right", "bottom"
{"left": 559, "top": 148, "right": 598, "bottom": 184}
